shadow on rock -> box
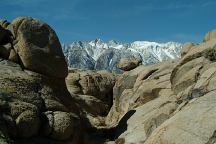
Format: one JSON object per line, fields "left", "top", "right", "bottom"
{"left": 93, "top": 110, "right": 136, "bottom": 142}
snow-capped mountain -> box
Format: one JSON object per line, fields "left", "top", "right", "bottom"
{"left": 62, "top": 39, "right": 183, "bottom": 73}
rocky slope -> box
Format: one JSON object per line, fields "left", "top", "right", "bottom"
{"left": 102, "top": 30, "right": 216, "bottom": 144}
{"left": 63, "top": 39, "right": 182, "bottom": 73}
{"left": 1, "top": 16, "right": 216, "bottom": 144}
{"left": 0, "top": 17, "right": 82, "bottom": 144}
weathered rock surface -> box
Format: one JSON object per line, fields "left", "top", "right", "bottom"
{"left": 66, "top": 69, "right": 116, "bottom": 101}
{"left": 181, "top": 42, "right": 196, "bottom": 56}
{"left": 66, "top": 69, "right": 116, "bottom": 128}
{"left": 50, "top": 111, "right": 75, "bottom": 140}
{"left": 1, "top": 17, "right": 216, "bottom": 144}
{"left": 11, "top": 17, "right": 68, "bottom": 78}
{"left": 106, "top": 60, "right": 176, "bottom": 126}
{"left": 0, "top": 58, "right": 82, "bottom": 143}
{"left": 145, "top": 91, "right": 216, "bottom": 144}
{"left": 203, "top": 29, "right": 216, "bottom": 42}
{"left": 99, "top": 31, "right": 216, "bottom": 144}
{"left": 0, "top": 17, "right": 82, "bottom": 143}
{"left": 0, "top": 17, "right": 68, "bottom": 78}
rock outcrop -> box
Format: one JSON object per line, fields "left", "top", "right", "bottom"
{"left": 101, "top": 29, "right": 216, "bottom": 144}
{"left": 203, "top": 29, "right": 216, "bottom": 42}
{"left": 1, "top": 17, "right": 216, "bottom": 144}
{"left": 181, "top": 42, "right": 196, "bottom": 56}
{"left": 11, "top": 17, "right": 68, "bottom": 78}
{"left": 66, "top": 69, "right": 116, "bottom": 127}
{"left": 0, "top": 17, "right": 82, "bottom": 143}
{"left": 117, "top": 58, "right": 142, "bottom": 71}
{"left": 0, "top": 17, "right": 68, "bottom": 78}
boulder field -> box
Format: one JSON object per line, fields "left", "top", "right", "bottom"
{"left": 1, "top": 17, "right": 216, "bottom": 144}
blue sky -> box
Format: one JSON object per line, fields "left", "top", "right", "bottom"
{"left": 0, "top": 0, "right": 216, "bottom": 44}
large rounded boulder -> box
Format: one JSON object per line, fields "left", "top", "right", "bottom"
{"left": 41, "top": 111, "right": 76, "bottom": 140}
{"left": 117, "top": 58, "right": 142, "bottom": 71}
{"left": 11, "top": 17, "right": 68, "bottom": 78}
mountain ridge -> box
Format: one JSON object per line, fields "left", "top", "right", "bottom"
{"left": 63, "top": 39, "right": 183, "bottom": 73}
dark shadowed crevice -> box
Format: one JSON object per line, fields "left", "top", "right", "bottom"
{"left": 84, "top": 110, "right": 136, "bottom": 143}
{"left": 141, "top": 69, "right": 159, "bottom": 80}
{"left": 113, "top": 110, "right": 136, "bottom": 138}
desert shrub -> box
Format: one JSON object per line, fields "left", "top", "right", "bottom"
{"left": 203, "top": 48, "right": 216, "bottom": 61}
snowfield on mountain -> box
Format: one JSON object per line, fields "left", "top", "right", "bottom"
{"left": 63, "top": 39, "right": 183, "bottom": 73}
